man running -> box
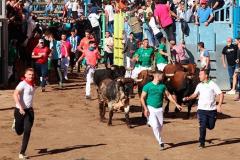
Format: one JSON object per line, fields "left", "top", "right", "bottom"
{"left": 141, "top": 70, "right": 182, "bottom": 150}
{"left": 13, "top": 68, "right": 36, "bottom": 159}
{"left": 183, "top": 69, "right": 224, "bottom": 148}
{"left": 76, "top": 41, "right": 101, "bottom": 99}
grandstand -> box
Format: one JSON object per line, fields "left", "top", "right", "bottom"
{"left": 0, "top": 0, "right": 240, "bottom": 89}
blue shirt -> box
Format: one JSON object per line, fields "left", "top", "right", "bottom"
{"left": 67, "top": 36, "right": 80, "bottom": 53}
{"left": 197, "top": 7, "right": 213, "bottom": 23}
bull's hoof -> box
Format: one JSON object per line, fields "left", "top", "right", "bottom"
{"left": 107, "top": 123, "right": 112, "bottom": 126}
{"left": 100, "top": 118, "right": 106, "bottom": 122}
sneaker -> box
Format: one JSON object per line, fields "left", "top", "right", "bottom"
{"left": 85, "top": 95, "right": 91, "bottom": 99}
{"left": 226, "top": 90, "right": 236, "bottom": 95}
{"left": 199, "top": 143, "right": 205, "bottom": 149}
{"left": 64, "top": 76, "right": 68, "bottom": 80}
{"left": 160, "top": 143, "right": 164, "bottom": 150}
{"left": 59, "top": 82, "right": 63, "bottom": 88}
{"left": 234, "top": 95, "right": 240, "bottom": 101}
{"left": 19, "top": 153, "right": 28, "bottom": 159}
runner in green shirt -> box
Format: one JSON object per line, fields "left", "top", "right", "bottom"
{"left": 141, "top": 70, "right": 182, "bottom": 150}
{"left": 131, "top": 39, "right": 154, "bottom": 79}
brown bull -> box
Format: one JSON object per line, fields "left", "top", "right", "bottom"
{"left": 97, "top": 78, "right": 134, "bottom": 128}
{"left": 164, "top": 64, "right": 200, "bottom": 118}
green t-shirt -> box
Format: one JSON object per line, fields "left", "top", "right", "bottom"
{"left": 142, "top": 82, "right": 166, "bottom": 108}
{"left": 135, "top": 47, "right": 154, "bottom": 67}
{"left": 156, "top": 43, "right": 168, "bottom": 64}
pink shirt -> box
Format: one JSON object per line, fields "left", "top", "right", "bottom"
{"left": 154, "top": 4, "right": 173, "bottom": 28}
{"left": 81, "top": 49, "right": 101, "bottom": 66}
{"left": 60, "top": 41, "right": 71, "bottom": 57}
{"left": 172, "top": 44, "right": 187, "bottom": 62}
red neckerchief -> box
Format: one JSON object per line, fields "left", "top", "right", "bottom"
{"left": 21, "top": 77, "right": 35, "bottom": 87}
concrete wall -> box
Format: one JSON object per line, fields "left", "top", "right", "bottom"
{"left": 175, "top": 22, "right": 233, "bottom": 90}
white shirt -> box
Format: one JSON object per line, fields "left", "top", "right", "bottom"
{"left": 15, "top": 81, "right": 35, "bottom": 109}
{"left": 194, "top": 80, "right": 222, "bottom": 111}
{"left": 72, "top": 2, "right": 78, "bottom": 11}
{"left": 149, "top": 17, "right": 161, "bottom": 35}
{"left": 66, "top": 1, "right": 73, "bottom": 9}
{"left": 104, "top": 37, "right": 114, "bottom": 53}
{"left": 105, "top": 5, "right": 114, "bottom": 22}
{"left": 88, "top": 13, "right": 100, "bottom": 28}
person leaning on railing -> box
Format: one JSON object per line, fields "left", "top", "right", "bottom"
{"left": 195, "top": 0, "right": 214, "bottom": 27}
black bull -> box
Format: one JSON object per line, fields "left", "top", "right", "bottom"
{"left": 136, "top": 67, "right": 200, "bottom": 118}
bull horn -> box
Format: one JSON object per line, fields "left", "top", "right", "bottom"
{"left": 135, "top": 79, "right": 143, "bottom": 82}
{"left": 187, "top": 76, "right": 193, "bottom": 79}
{"left": 165, "top": 74, "right": 174, "bottom": 77}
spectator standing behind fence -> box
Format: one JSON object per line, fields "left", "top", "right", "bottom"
{"left": 183, "top": 69, "right": 224, "bottom": 148}
{"left": 124, "top": 32, "right": 138, "bottom": 77}
{"left": 104, "top": 1, "right": 115, "bottom": 34}
{"left": 104, "top": 31, "right": 114, "bottom": 68}
{"left": 148, "top": 12, "right": 163, "bottom": 46}
{"left": 195, "top": 0, "right": 214, "bottom": 26}
{"left": 72, "top": 0, "right": 80, "bottom": 19}
{"left": 128, "top": 11, "right": 143, "bottom": 42}
{"left": 45, "top": 0, "right": 54, "bottom": 16}
{"left": 221, "top": 37, "right": 238, "bottom": 94}
{"left": 65, "top": 0, "right": 73, "bottom": 17}
{"left": 154, "top": 0, "right": 178, "bottom": 41}
{"left": 88, "top": 11, "right": 101, "bottom": 43}
{"left": 32, "top": 39, "right": 51, "bottom": 92}
{"left": 208, "top": 0, "right": 224, "bottom": 10}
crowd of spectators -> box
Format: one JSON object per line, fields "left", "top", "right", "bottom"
{"left": 5, "top": 0, "right": 232, "bottom": 86}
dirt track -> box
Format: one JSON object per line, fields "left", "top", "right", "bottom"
{"left": 0, "top": 73, "right": 240, "bottom": 160}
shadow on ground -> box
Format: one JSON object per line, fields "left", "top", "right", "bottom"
{"left": 30, "top": 144, "right": 107, "bottom": 158}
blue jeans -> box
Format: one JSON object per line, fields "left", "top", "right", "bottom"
{"left": 134, "top": 32, "right": 143, "bottom": 41}
{"left": 197, "top": 109, "right": 217, "bottom": 145}
{"left": 35, "top": 63, "right": 48, "bottom": 88}
{"left": 227, "top": 64, "right": 237, "bottom": 87}
{"left": 108, "top": 21, "right": 114, "bottom": 34}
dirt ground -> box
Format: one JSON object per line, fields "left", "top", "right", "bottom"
{"left": 0, "top": 72, "right": 240, "bottom": 160}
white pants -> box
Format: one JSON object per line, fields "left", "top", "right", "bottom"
{"left": 86, "top": 68, "right": 95, "bottom": 96}
{"left": 8, "top": 66, "right": 13, "bottom": 79}
{"left": 125, "top": 57, "right": 132, "bottom": 78}
{"left": 131, "top": 66, "right": 152, "bottom": 79}
{"left": 157, "top": 63, "right": 167, "bottom": 71}
{"left": 148, "top": 106, "right": 164, "bottom": 145}
{"left": 61, "top": 57, "right": 69, "bottom": 78}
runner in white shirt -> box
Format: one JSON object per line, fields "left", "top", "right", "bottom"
{"left": 183, "top": 69, "right": 224, "bottom": 148}
{"left": 148, "top": 12, "right": 163, "bottom": 46}
{"left": 13, "top": 68, "right": 36, "bottom": 159}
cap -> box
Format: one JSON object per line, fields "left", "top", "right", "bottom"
{"left": 39, "top": 39, "right": 44, "bottom": 43}
{"left": 200, "top": 0, "right": 207, "bottom": 4}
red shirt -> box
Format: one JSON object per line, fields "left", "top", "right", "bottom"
{"left": 80, "top": 49, "right": 101, "bottom": 66}
{"left": 78, "top": 37, "right": 95, "bottom": 51}
{"left": 33, "top": 46, "right": 51, "bottom": 64}
{"left": 60, "top": 41, "right": 71, "bottom": 57}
